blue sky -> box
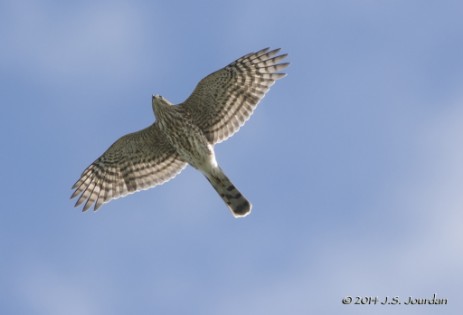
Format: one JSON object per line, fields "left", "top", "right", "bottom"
{"left": 1, "top": 0, "right": 462, "bottom": 314}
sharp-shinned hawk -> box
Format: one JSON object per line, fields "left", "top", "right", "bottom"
{"left": 71, "top": 47, "right": 289, "bottom": 217}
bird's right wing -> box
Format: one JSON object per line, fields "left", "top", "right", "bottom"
{"left": 71, "top": 123, "right": 186, "bottom": 211}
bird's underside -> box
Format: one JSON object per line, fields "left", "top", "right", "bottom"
{"left": 71, "top": 47, "right": 289, "bottom": 217}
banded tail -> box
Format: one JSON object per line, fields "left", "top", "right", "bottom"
{"left": 205, "top": 168, "right": 252, "bottom": 217}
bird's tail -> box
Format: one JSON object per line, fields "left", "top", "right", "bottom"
{"left": 205, "top": 168, "right": 252, "bottom": 218}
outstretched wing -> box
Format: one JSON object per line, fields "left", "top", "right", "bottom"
{"left": 180, "top": 47, "right": 289, "bottom": 144}
{"left": 71, "top": 123, "right": 186, "bottom": 211}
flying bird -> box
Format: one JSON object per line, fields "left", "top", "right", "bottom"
{"left": 71, "top": 47, "right": 289, "bottom": 217}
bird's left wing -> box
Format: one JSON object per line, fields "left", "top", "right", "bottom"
{"left": 179, "top": 48, "right": 289, "bottom": 144}
{"left": 71, "top": 123, "right": 186, "bottom": 211}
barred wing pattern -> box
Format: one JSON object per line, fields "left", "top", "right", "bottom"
{"left": 180, "top": 48, "right": 289, "bottom": 144}
{"left": 71, "top": 123, "right": 187, "bottom": 211}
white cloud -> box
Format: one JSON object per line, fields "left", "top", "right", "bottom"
{"left": 1, "top": 1, "right": 146, "bottom": 84}
{"left": 15, "top": 264, "right": 107, "bottom": 315}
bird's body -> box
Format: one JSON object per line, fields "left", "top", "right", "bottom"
{"left": 71, "top": 48, "right": 288, "bottom": 217}
{"left": 153, "top": 95, "right": 251, "bottom": 215}
{"left": 153, "top": 97, "right": 213, "bottom": 171}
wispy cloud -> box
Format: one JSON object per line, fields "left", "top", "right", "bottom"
{"left": 1, "top": 1, "right": 146, "bottom": 85}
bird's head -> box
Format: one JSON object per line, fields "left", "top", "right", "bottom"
{"left": 152, "top": 94, "right": 172, "bottom": 116}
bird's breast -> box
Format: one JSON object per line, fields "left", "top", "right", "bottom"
{"left": 157, "top": 113, "right": 213, "bottom": 169}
